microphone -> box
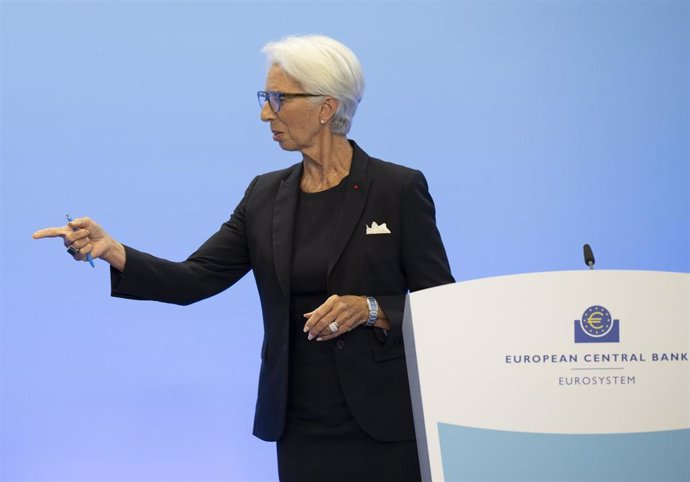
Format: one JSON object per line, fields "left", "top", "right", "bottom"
{"left": 583, "top": 244, "right": 595, "bottom": 270}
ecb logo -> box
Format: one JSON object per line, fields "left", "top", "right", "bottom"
{"left": 574, "top": 305, "right": 620, "bottom": 343}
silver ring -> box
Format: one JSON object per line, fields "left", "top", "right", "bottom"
{"left": 328, "top": 321, "right": 339, "bottom": 334}
{"left": 67, "top": 246, "right": 80, "bottom": 256}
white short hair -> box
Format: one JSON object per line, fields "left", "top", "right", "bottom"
{"left": 261, "top": 35, "right": 365, "bottom": 135}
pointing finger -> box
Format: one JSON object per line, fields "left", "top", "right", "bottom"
{"left": 32, "top": 227, "right": 70, "bottom": 239}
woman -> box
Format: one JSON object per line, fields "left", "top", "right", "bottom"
{"left": 33, "top": 34, "right": 454, "bottom": 481}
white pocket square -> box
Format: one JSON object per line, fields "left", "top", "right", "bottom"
{"left": 366, "top": 221, "right": 391, "bottom": 235}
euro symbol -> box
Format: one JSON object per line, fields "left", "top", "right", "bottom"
{"left": 587, "top": 312, "right": 604, "bottom": 330}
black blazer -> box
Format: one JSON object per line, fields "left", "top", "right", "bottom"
{"left": 111, "top": 141, "right": 454, "bottom": 442}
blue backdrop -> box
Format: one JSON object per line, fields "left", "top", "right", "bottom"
{"left": 1, "top": 1, "right": 688, "bottom": 480}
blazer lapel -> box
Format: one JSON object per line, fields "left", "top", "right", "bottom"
{"left": 327, "top": 142, "right": 372, "bottom": 277}
{"left": 273, "top": 163, "right": 302, "bottom": 300}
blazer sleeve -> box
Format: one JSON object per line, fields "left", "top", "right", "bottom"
{"left": 377, "top": 169, "right": 455, "bottom": 346}
{"left": 110, "top": 176, "right": 259, "bottom": 305}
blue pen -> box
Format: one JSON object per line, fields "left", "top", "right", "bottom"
{"left": 66, "top": 214, "right": 95, "bottom": 268}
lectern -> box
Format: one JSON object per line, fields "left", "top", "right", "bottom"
{"left": 403, "top": 271, "right": 689, "bottom": 481}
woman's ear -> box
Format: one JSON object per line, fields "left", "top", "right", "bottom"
{"left": 319, "top": 96, "right": 339, "bottom": 123}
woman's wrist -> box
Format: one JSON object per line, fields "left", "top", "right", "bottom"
{"left": 360, "top": 296, "right": 390, "bottom": 331}
{"left": 101, "top": 239, "right": 126, "bottom": 272}
{"left": 373, "top": 307, "right": 390, "bottom": 330}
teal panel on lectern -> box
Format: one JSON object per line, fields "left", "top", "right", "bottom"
{"left": 438, "top": 423, "right": 690, "bottom": 481}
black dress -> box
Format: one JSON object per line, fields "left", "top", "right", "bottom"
{"left": 276, "top": 179, "right": 422, "bottom": 482}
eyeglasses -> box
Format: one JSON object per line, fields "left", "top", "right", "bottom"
{"left": 257, "top": 91, "right": 322, "bottom": 113}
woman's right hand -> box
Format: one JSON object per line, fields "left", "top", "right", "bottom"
{"left": 32, "top": 217, "right": 126, "bottom": 271}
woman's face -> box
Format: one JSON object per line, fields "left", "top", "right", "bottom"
{"left": 260, "top": 65, "right": 323, "bottom": 153}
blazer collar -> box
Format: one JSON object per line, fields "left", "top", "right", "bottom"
{"left": 327, "top": 141, "right": 371, "bottom": 278}
{"left": 273, "top": 162, "right": 302, "bottom": 300}
{"left": 272, "top": 140, "right": 372, "bottom": 300}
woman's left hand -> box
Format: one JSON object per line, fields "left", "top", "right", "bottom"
{"left": 303, "top": 295, "right": 368, "bottom": 341}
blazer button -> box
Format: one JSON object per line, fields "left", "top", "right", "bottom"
{"left": 336, "top": 340, "right": 346, "bottom": 350}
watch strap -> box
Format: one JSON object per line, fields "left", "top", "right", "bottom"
{"left": 364, "top": 296, "right": 378, "bottom": 327}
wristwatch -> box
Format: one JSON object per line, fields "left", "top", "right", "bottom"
{"left": 363, "top": 296, "right": 379, "bottom": 327}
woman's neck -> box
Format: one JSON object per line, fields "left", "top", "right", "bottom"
{"left": 300, "top": 135, "right": 353, "bottom": 192}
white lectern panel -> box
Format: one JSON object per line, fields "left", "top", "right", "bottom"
{"left": 404, "top": 271, "right": 689, "bottom": 481}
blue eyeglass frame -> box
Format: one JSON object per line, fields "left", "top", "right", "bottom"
{"left": 257, "top": 90, "right": 322, "bottom": 113}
